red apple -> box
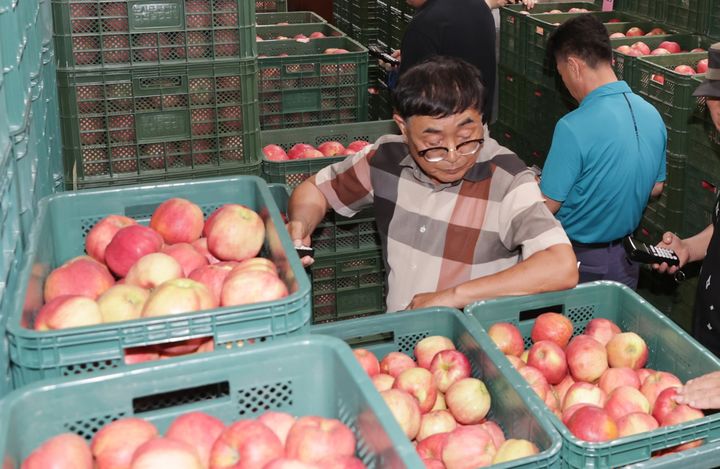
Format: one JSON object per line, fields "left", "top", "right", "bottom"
{"left": 309, "top": 32, "right": 326, "bottom": 39}
{"left": 505, "top": 354, "right": 526, "bottom": 370}
{"left": 317, "top": 141, "right": 346, "bottom": 156}
{"left": 92, "top": 418, "right": 158, "bottom": 469}
{"left": 584, "top": 318, "right": 621, "bottom": 346}
{"left": 610, "top": 32, "right": 626, "bottom": 38}
{"left": 232, "top": 257, "right": 277, "bottom": 275}
{"left": 287, "top": 143, "right": 316, "bottom": 159}
{"left": 149, "top": 198, "right": 204, "bottom": 245}
{"left": 478, "top": 421, "right": 505, "bottom": 449}
{"left": 636, "top": 368, "right": 655, "bottom": 384}
{"left": 285, "top": 417, "right": 356, "bottom": 464}
{"left": 161, "top": 243, "right": 209, "bottom": 276}
{"left": 565, "top": 335, "right": 608, "bottom": 382}
{"left": 417, "top": 410, "right": 457, "bottom": 441}
{"left": 205, "top": 204, "right": 265, "bottom": 262}
{"left": 599, "top": 367, "right": 641, "bottom": 395}
{"left": 690, "top": 48, "right": 706, "bottom": 53}
{"left": 554, "top": 374, "right": 576, "bottom": 404}
{"left": 393, "top": 367, "right": 438, "bottom": 413}
{"left": 263, "top": 144, "right": 289, "bottom": 161}
{"left": 131, "top": 437, "right": 203, "bottom": 468}
{"left": 86, "top": 215, "right": 138, "bottom": 263}
{"left": 442, "top": 426, "right": 497, "bottom": 469}
{"left": 697, "top": 59, "right": 709, "bottom": 74}
{"left": 641, "top": 371, "right": 682, "bottom": 408}
{"left": 191, "top": 237, "right": 221, "bottom": 263}
{"left": 631, "top": 41, "right": 651, "bottom": 56}
{"left": 645, "top": 27, "right": 666, "bottom": 36}
{"left": 492, "top": 439, "right": 539, "bottom": 464}
{"left": 626, "top": 27, "right": 645, "bottom": 37}
{"left": 379, "top": 352, "right": 416, "bottom": 378}
{"left": 142, "top": 278, "right": 217, "bottom": 317}
{"left": 531, "top": 312, "right": 573, "bottom": 348}
{"left": 414, "top": 336, "right": 456, "bottom": 369}
{"left": 605, "top": 386, "right": 650, "bottom": 421}
{"left": 487, "top": 322, "right": 524, "bottom": 356}
{"left": 156, "top": 337, "right": 207, "bottom": 356}
{"left": 562, "top": 404, "right": 592, "bottom": 425}
{"left": 166, "top": 412, "right": 224, "bottom": 466}
{"left": 545, "top": 387, "right": 562, "bottom": 415}
{"left": 674, "top": 65, "right": 696, "bottom": 75}
{"left": 606, "top": 332, "right": 648, "bottom": 369}
{"left": 34, "top": 295, "right": 102, "bottom": 330}
{"left": 518, "top": 365, "right": 550, "bottom": 401}
{"left": 616, "top": 412, "right": 659, "bottom": 437}
{"left": 125, "top": 252, "right": 183, "bottom": 289}
{"left": 262, "top": 459, "right": 318, "bottom": 469}
{"left": 528, "top": 340, "right": 567, "bottom": 385}
{"left": 97, "top": 284, "right": 150, "bottom": 323}
{"left": 209, "top": 420, "right": 284, "bottom": 469}
{"left": 429, "top": 349, "right": 471, "bottom": 392}
{"left": 353, "top": 348, "right": 380, "bottom": 376}
{"left": 188, "top": 262, "right": 237, "bottom": 304}
{"left": 220, "top": 269, "right": 288, "bottom": 306}
{"left": 22, "top": 433, "right": 92, "bottom": 469}
{"left": 257, "top": 411, "right": 296, "bottom": 446}
{"left": 566, "top": 406, "right": 618, "bottom": 442}
{"left": 658, "top": 41, "right": 681, "bottom": 53}
{"left": 346, "top": 140, "right": 370, "bottom": 152}
{"left": 105, "top": 225, "right": 164, "bottom": 278}
{"left": 124, "top": 348, "right": 160, "bottom": 364}
{"left": 445, "top": 378, "right": 491, "bottom": 425}
{"left": 652, "top": 386, "right": 682, "bottom": 423}
{"left": 616, "top": 45, "right": 633, "bottom": 54}
{"left": 371, "top": 373, "right": 395, "bottom": 392}
{"left": 381, "top": 389, "right": 422, "bottom": 439}
{"left": 416, "top": 432, "right": 449, "bottom": 460}
{"left": 562, "top": 382, "right": 607, "bottom": 411}
{"left": 44, "top": 255, "right": 115, "bottom": 302}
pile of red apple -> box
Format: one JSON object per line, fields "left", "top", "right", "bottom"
{"left": 20, "top": 410, "right": 366, "bottom": 469}
{"left": 31, "top": 197, "right": 289, "bottom": 360}
{"left": 488, "top": 314, "right": 705, "bottom": 450}
{"left": 352, "top": 336, "right": 541, "bottom": 468}
{"left": 256, "top": 32, "right": 329, "bottom": 42}
{"left": 517, "top": 7, "right": 589, "bottom": 15}
{"left": 263, "top": 140, "right": 370, "bottom": 161}
{"left": 609, "top": 26, "right": 668, "bottom": 38}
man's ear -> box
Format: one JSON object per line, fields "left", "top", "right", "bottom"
{"left": 393, "top": 114, "right": 407, "bottom": 138}
{"left": 567, "top": 56, "right": 583, "bottom": 78}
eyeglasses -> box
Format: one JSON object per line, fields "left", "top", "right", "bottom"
{"left": 417, "top": 138, "right": 485, "bottom": 163}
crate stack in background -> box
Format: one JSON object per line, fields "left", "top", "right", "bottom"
{"left": 52, "top": 0, "right": 262, "bottom": 190}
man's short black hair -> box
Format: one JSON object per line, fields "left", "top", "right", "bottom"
{"left": 392, "top": 56, "right": 486, "bottom": 120}
{"left": 547, "top": 14, "right": 612, "bottom": 68}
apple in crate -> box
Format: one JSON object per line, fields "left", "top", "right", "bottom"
{"left": 478, "top": 421, "right": 505, "bottom": 449}
{"left": 258, "top": 411, "right": 296, "bottom": 446}
{"left": 393, "top": 367, "right": 438, "bottom": 413}
{"left": 493, "top": 439, "right": 539, "bottom": 464}
{"left": 606, "top": 332, "right": 648, "bottom": 369}
{"left": 599, "top": 367, "right": 641, "bottom": 394}
{"left": 234, "top": 257, "right": 278, "bottom": 274}
{"left": 44, "top": 255, "right": 115, "bottom": 302}
{"left": 674, "top": 65, "right": 696, "bottom": 75}
{"left": 166, "top": 412, "right": 225, "bottom": 467}
{"left": 531, "top": 312, "right": 573, "bottom": 348}
{"left": 641, "top": 371, "right": 682, "bottom": 408}
{"left": 554, "top": 374, "right": 575, "bottom": 403}
{"left": 609, "top": 32, "right": 626, "bottom": 38}
{"left": 142, "top": 278, "right": 217, "bottom": 317}
{"left": 528, "top": 340, "right": 567, "bottom": 385}
{"left": 205, "top": 204, "right": 265, "bottom": 262}
{"left": 565, "top": 334, "right": 608, "bottom": 382}
{"left": 91, "top": 417, "right": 158, "bottom": 469}
{"left": 487, "top": 322, "right": 524, "bottom": 356}
{"left": 35, "top": 295, "right": 103, "bottom": 330}
{"left": 617, "top": 412, "right": 659, "bottom": 437}
{"left": 379, "top": 352, "right": 416, "bottom": 378}
{"left": 417, "top": 410, "right": 457, "bottom": 441}
{"left": 263, "top": 144, "right": 289, "bottom": 161}
{"left": 86, "top": 214, "right": 137, "bottom": 263}
{"left": 285, "top": 416, "right": 356, "bottom": 463}
{"left": 221, "top": 269, "right": 288, "bottom": 306}
{"left": 562, "top": 382, "right": 606, "bottom": 411}
{"left": 210, "top": 420, "right": 284, "bottom": 469}
{"left": 161, "top": 242, "right": 208, "bottom": 276}
{"left": 353, "top": 348, "right": 380, "bottom": 376}
{"left": 697, "top": 59, "right": 709, "bottom": 74}
{"left": 652, "top": 386, "right": 683, "bottom": 422}
{"left": 263, "top": 459, "right": 318, "bottom": 469}
{"left": 445, "top": 378, "right": 491, "bottom": 425}
{"left": 287, "top": 143, "right": 316, "bottom": 159}
{"left": 604, "top": 386, "right": 650, "bottom": 421}
{"left": 584, "top": 318, "right": 620, "bottom": 346}
{"left": 346, "top": 140, "right": 370, "bottom": 152}
{"left": 414, "top": 335, "right": 455, "bottom": 369}
{"left": 566, "top": 406, "right": 618, "bottom": 442}
{"left": 657, "top": 41, "right": 681, "bottom": 53}
{"left": 381, "top": 389, "right": 422, "bottom": 439}
{"left": 150, "top": 197, "right": 204, "bottom": 244}
{"left": 372, "top": 373, "right": 395, "bottom": 392}
{"left": 317, "top": 141, "right": 346, "bottom": 156}
{"left": 416, "top": 432, "right": 449, "bottom": 460}
{"left": 192, "top": 237, "right": 221, "bottom": 263}
{"left": 631, "top": 41, "right": 651, "bottom": 56}
{"left": 317, "top": 455, "right": 366, "bottom": 468}
{"left": 21, "top": 433, "right": 93, "bottom": 469}
{"left": 309, "top": 31, "right": 326, "bottom": 39}
{"left": 518, "top": 365, "right": 550, "bottom": 400}
{"left": 625, "top": 27, "right": 645, "bottom": 37}
{"left": 646, "top": 27, "right": 666, "bottom": 35}
{"left": 660, "top": 405, "right": 705, "bottom": 452}
{"left": 189, "top": 262, "right": 238, "bottom": 304}
{"left": 125, "top": 252, "right": 183, "bottom": 289}
{"left": 442, "top": 425, "right": 497, "bottom": 469}
{"left": 130, "top": 437, "right": 203, "bottom": 468}
{"left": 97, "top": 284, "right": 150, "bottom": 323}
{"left": 105, "top": 225, "right": 164, "bottom": 277}
{"left": 429, "top": 349, "right": 471, "bottom": 392}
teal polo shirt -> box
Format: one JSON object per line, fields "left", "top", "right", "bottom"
{"left": 540, "top": 81, "right": 666, "bottom": 244}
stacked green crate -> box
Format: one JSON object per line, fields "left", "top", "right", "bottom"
{"left": 615, "top": 0, "right": 667, "bottom": 19}
{"left": 663, "top": 0, "right": 711, "bottom": 35}
{"left": 710, "top": 0, "right": 720, "bottom": 39}
{"left": 333, "top": 0, "right": 379, "bottom": 46}
{"left": 255, "top": 0, "right": 287, "bottom": 13}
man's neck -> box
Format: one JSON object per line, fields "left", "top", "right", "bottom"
{"left": 578, "top": 66, "right": 619, "bottom": 102}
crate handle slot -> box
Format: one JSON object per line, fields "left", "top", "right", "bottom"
{"left": 518, "top": 304, "right": 565, "bottom": 322}
{"left": 701, "top": 180, "right": 717, "bottom": 193}
{"left": 133, "top": 76, "right": 187, "bottom": 95}
{"left": 345, "top": 331, "right": 395, "bottom": 348}
{"left": 283, "top": 62, "right": 319, "bottom": 76}
{"left": 132, "top": 381, "right": 230, "bottom": 414}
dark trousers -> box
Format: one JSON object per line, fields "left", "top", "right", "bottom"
{"left": 573, "top": 242, "right": 640, "bottom": 289}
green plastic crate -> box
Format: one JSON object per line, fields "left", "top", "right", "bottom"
{"left": 688, "top": 80, "right": 720, "bottom": 197}
{"left": 256, "top": 11, "right": 327, "bottom": 25}
{"left": 682, "top": 163, "right": 716, "bottom": 238}
{"left": 642, "top": 151, "right": 686, "bottom": 236}
{"left": 6, "top": 176, "right": 312, "bottom": 387}
{"left": 489, "top": 120, "right": 529, "bottom": 164}
{"left": 497, "top": 65, "right": 527, "bottom": 133}
{"left": 257, "top": 37, "right": 369, "bottom": 129}
{"left": 256, "top": 22, "right": 345, "bottom": 41}
{"left": 260, "top": 119, "right": 398, "bottom": 189}
{"left": 57, "top": 60, "right": 261, "bottom": 190}
{"left": 0, "top": 335, "right": 420, "bottom": 468}
{"left": 615, "top": 0, "right": 667, "bottom": 20}
{"left": 523, "top": 81, "right": 577, "bottom": 142}
{"left": 312, "top": 307, "right": 564, "bottom": 468}
{"left": 465, "top": 281, "right": 720, "bottom": 468}
{"left": 255, "top": 0, "right": 287, "bottom": 13}
{"left": 663, "top": 0, "right": 710, "bottom": 35}
{"left": 710, "top": 0, "right": 720, "bottom": 39}
{"left": 52, "top": 0, "right": 256, "bottom": 71}
{"left": 499, "top": 2, "right": 599, "bottom": 75}
{"left": 612, "top": 34, "right": 711, "bottom": 86}
{"left": 333, "top": 0, "right": 378, "bottom": 33}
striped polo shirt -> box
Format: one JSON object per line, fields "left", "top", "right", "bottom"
{"left": 315, "top": 134, "right": 570, "bottom": 312}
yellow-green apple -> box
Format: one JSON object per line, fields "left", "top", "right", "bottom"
{"left": 416, "top": 432, "right": 450, "bottom": 460}
{"left": 487, "top": 322, "right": 525, "bottom": 357}
{"left": 429, "top": 349, "right": 471, "bottom": 392}
{"left": 285, "top": 417, "right": 356, "bottom": 463}
{"left": 86, "top": 215, "right": 138, "bottom": 263}
{"left": 531, "top": 312, "right": 574, "bottom": 348}
{"left": 604, "top": 386, "right": 650, "bottom": 421}
{"left": 583, "top": 318, "right": 621, "bottom": 346}
{"left": 130, "top": 437, "right": 203, "bottom": 469}
{"left": 506, "top": 354, "right": 526, "bottom": 370}
{"left": 562, "top": 382, "right": 607, "bottom": 411}
{"left": 34, "top": 295, "right": 102, "bottom": 330}
{"left": 371, "top": 373, "right": 395, "bottom": 392}
{"left": 353, "top": 348, "right": 380, "bottom": 376}
{"left": 92, "top": 417, "right": 158, "bottom": 469}
{"left": 417, "top": 410, "right": 457, "bottom": 441}
{"left": 565, "top": 335, "right": 608, "bottom": 382}
{"left": 518, "top": 365, "right": 550, "bottom": 401}
{"left": 97, "top": 284, "right": 150, "bottom": 323}
{"left": 188, "top": 262, "right": 237, "bottom": 304}
{"left": 478, "top": 421, "right": 505, "bottom": 449}
{"left": 616, "top": 412, "right": 659, "bottom": 437}
{"left": 257, "top": 411, "right": 296, "bottom": 446}
{"left": 554, "top": 374, "right": 576, "bottom": 404}
{"left": 380, "top": 389, "right": 421, "bottom": 439}
{"left": 210, "top": 420, "right": 284, "bottom": 469}
{"left": 445, "top": 378, "right": 491, "bottom": 425}
{"left": 492, "top": 439, "right": 539, "bottom": 463}
{"left": 166, "top": 412, "right": 225, "bottom": 466}
{"left": 125, "top": 253, "right": 183, "bottom": 289}
{"left": 105, "top": 225, "right": 164, "bottom": 277}
{"left": 636, "top": 368, "right": 654, "bottom": 384}
{"left": 566, "top": 406, "right": 618, "bottom": 442}
{"left": 641, "top": 371, "right": 682, "bottom": 408}
{"left": 379, "top": 352, "right": 416, "bottom": 378}
{"left": 161, "top": 243, "right": 209, "bottom": 276}
{"left": 220, "top": 269, "right": 288, "bottom": 306}
{"left": 606, "top": 332, "right": 648, "bottom": 369}
{"left": 21, "top": 433, "right": 92, "bottom": 469}
{"left": 191, "top": 238, "right": 221, "bottom": 264}
{"left": 233, "top": 257, "right": 278, "bottom": 275}
{"left": 442, "top": 425, "right": 497, "bottom": 469}
{"left": 317, "top": 141, "right": 346, "bottom": 156}
{"left": 262, "top": 144, "right": 289, "bottom": 161}
{"left": 262, "top": 459, "right": 318, "bottom": 469}
{"left": 205, "top": 204, "right": 264, "bottom": 261}
{"left": 142, "top": 278, "right": 217, "bottom": 317}
{"left": 149, "top": 197, "right": 204, "bottom": 244}
{"left": 431, "top": 392, "right": 446, "bottom": 411}
{"left": 527, "top": 340, "right": 567, "bottom": 385}
{"left": 659, "top": 405, "right": 705, "bottom": 451}
{"left": 599, "top": 367, "right": 641, "bottom": 395}
{"left": 44, "top": 255, "right": 115, "bottom": 302}
{"left": 414, "top": 336, "right": 455, "bottom": 369}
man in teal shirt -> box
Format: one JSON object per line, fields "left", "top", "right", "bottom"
{"left": 540, "top": 15, "right": 666, "bottom": 288}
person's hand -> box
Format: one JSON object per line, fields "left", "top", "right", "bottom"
{"left": 673, "top": 371, "right": 720, "bottom": 409}
{"left": 379, "top": 49, "right": 401, "bottom": 72}
{"left": 652, "top": 231, "right": 690, "bottom": 274}
{"left": 406, "top": 289, "right": 458, "bottom": 310}
{"left": 286, "top": 220, "right": 314, "bottom": 267}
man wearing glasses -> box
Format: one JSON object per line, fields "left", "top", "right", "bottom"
{"left": 287, "top": 57, "right": 578, "bottom": 312}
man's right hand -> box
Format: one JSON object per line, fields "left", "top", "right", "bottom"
{"left": 653, "top": 231, "right": 690, "bottom": 274}
{"left": 286, "top": 220, "right": 314, "bottom": 267}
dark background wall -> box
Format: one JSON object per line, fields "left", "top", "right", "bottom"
{"left": 288, "top": 0, "right": 333, "bottom": 20}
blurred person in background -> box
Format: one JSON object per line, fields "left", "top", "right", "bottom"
{"left": 654, "top": 43, "right": 720, "bottom": 409}
{"left": 539, "top": 15, "right": 666, "bottom": 289}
